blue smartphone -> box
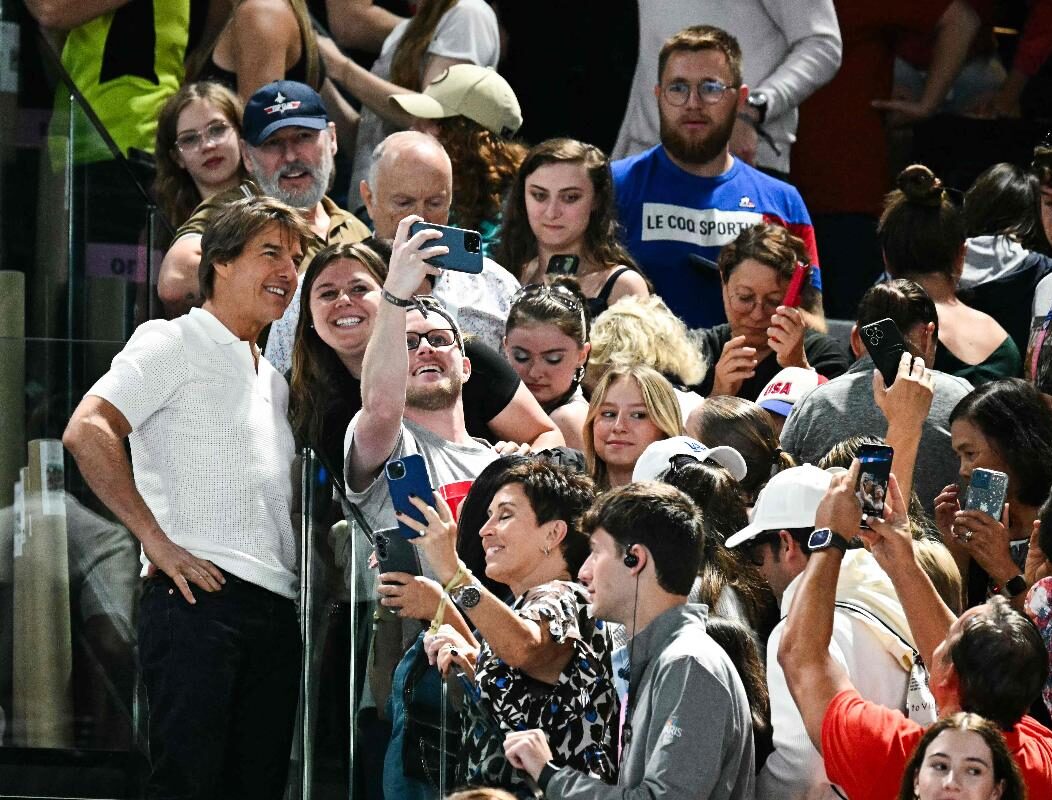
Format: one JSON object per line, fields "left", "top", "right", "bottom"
{"left": 409, "top": 221, "right": 484, "bottom": 274}
{"left": 965, "top": 468, "right": 1008, "bottom": 519}
{"left": 384, "top": 454, "right": 435, "bottom": 539}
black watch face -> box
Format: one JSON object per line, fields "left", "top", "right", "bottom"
{"left": 459, "top": 586, "right": 482, "bottom": 608}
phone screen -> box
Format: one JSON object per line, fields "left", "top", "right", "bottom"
{"left": 546, "top": 254, "right": 580, "bottom": 276}
{"left": 856, "top": 444, "right": 893, "bottom": 527}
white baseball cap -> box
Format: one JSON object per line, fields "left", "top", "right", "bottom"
{"left": 631, "top": 436, "right": 748, "bottom": 483}
{"left": 725, "top": 464, "right": 846, "bottom": 548}
{"left": 755, "top": 367, "right": 827, "bottom": 418}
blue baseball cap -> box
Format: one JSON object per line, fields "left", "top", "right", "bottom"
{"left": 243, "top": 81, "right": 329, "bottom": 146}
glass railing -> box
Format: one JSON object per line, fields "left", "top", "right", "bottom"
{"left": 5, "top": 18, "right": 471, "bottom": 800}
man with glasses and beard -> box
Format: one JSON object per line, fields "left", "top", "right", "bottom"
{"left": 724, "top": 464, "right": 918, "bottom": 799}
{"left": 158, "top": 80, "right": 371, "bottom": 338}
{"left": 612, "top": 26, "right": 824, "bottom": 330}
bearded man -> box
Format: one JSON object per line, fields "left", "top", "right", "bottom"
{"left": 158, "top": 80, "right": 370, "bottom": 322}
{"left": 612, "top": 26, "right": 825, "bottom": 329}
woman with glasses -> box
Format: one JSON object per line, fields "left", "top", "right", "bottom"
{"left": 583, "top": 365, "right": 684, "bottom": 489}
{"left": 497, "top": 138, "right": 650, "bottom": 318}
{"left": 881, "top": 164, "right": 1022, "bottom": 385}
{"left": 154, "top": 82, "right": 247, "bottom": 230}
{"left": 504, "top": 281, "right": 591, "bottom": 449}
{"left": 696, "top": 223, "right": 848, "bottom": 399}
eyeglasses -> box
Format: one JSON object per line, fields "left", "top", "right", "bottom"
{"left": 406, "top": 328, "right": 458, "bottom": 351}
{"left": 662, "top": 79, "right": 739, "bottom": 107}
{"left": 174, "top": 121, "right": 233, "bottom": 153}
{"left": 728, "top": 292, "right": 781, "bottom": 317}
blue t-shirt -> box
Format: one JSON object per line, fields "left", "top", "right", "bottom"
{"left": 612, "top": 146, "right": 822, "bottom": 328}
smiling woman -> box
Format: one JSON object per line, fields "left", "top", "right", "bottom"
{"left": 583, "top": 364, "right": 685, "bottom": 489}
{"left": 401, "top": 459, "right": 618, "bottom": 794}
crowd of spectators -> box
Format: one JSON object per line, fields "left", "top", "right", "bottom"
{"left": 29, "top": 0, "right": 1052, "bottom": 798}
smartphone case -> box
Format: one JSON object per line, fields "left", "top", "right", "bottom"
{"left": 965, "top": 468, "right": 1009, "bottom": 519}
{"left": 375, "top": 527, "right": 422, "bottom": 576}
{"left": 857, "top": 444, "right": 893, "bottom": 526}
{"left": 409, "top": 221, "right": 484, "bottom": 274}
{"left": 384, "top": 454, "right": 435, "bottom": 539}
{"left": 860, "top": 318, "right": 908, "bottom": 387}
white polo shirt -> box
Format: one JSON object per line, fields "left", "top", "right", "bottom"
{"left": 89, "top": 307, "right": 299, "bottom": 598}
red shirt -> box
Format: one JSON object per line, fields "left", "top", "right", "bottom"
{"left": 821, "top": 689, "right": 1052, "bottom": 799}
{"left": 791, "top": 0, "right": 951, "bottom": 217}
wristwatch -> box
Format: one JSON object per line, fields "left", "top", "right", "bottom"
{"left": 1002, "top": 574, "right": 1028, "bottom": 599}
{"left": 747, "top": 91, "right": 769, "bottom": 124}
{"left": 807, "top": 528, "right": 850, "bottom": 554}
{"left": 449, "top": 580, "right": 482, "bottom": 609}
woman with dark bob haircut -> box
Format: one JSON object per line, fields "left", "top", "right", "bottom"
{"left": 935, "top": 378, "right": 1052, "bottom": 607}
{"left": 403, "top": 460, "right": 618, "bottom": 793}
{"left": 898, "top": 712, "right": 1025, "bottom": 800}
{"left": 497, "top": 137, "right": 650, "bottom": 318}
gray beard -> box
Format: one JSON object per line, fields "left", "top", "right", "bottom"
{"left": 246, "top": 149, "right": 332, "bottom": 210}
{"left": 659, "top": 109, "right": 735, "bottom": 167}
{"left": 405, "top": 374, "right": 461, "bottom": 411}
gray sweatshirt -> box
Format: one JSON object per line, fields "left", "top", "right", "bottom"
{"left": 546, "top": 604, "right": 755, "bottom": 800}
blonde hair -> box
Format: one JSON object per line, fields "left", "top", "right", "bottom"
{"left": 587, "top": 295, "right": 706, "bottom": 387}
{"left": 582, "top": 365, "right": 684, "bottom": 489}
{"left": 914, "top": 537, "right": 963, "bottom": 615}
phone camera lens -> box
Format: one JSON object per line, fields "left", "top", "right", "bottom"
{"left": 387, "top": 462, "right": 406, "bottom": 480}
{"left": 465, "top": 233, "right": 481, "bottom": 253}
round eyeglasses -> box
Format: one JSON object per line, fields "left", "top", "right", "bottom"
{"left": 174, "top": 121, "right": 233, "bottom": 153}
{"left": 662, "top": 79, "right": 739, "bottom": 107}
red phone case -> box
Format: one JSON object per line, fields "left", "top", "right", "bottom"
{"left": 783, "top": 263, "right": 810, "bottom": 308}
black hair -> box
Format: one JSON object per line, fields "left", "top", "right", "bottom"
{"left": 950, "top": 596, "right": 1048, "bottom": 729}
{"left": 580, "top": 481, "right": 703, "bottom": 595}
{"left": 662, "top": 459, "right": 775, "bottom": 633}
{"left": 949, "top": 378, "right": 1052, "bottom": 507}
{"left": 964, "top": 162, "right": 1043, "bottom": 249}
{"left": 498, "top": 460, "right": 597, "bottom": 575}
{"left": 878, "top": 164, "right": 965, "bottom": 280}
{"left": 855, "top": 279, "right": 940, "bottom": 351}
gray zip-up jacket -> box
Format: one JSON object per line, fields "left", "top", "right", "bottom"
{"left": 545, "top": 604, "right": 755, "bottom": 800}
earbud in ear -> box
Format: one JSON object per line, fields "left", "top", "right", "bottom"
{"left": 623, "top": 546, "right": 639, "bottom": 569}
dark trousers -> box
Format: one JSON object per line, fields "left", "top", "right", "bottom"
{"left": 137, "top": 571, "right": 301, "bottom": 800}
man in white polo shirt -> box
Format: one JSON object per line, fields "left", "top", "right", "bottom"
{"left": 63, "top": 196, "right": 311, "bottom": 800}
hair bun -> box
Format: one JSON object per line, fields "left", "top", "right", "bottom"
{"left": 897, "top": 164, "right": 944, "bottom": 207}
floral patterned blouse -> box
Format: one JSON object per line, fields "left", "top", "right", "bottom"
{"left": 1025, "top": 576, "right": 1052, "bottom": 716}
{"left": 462, "top": 580, "right": 619, "bottom": 791}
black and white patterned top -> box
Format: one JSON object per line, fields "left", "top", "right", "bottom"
{"left": 462, "top": 580, "right": 619, "bottom": 792}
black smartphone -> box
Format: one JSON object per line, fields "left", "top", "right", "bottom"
{"left": 964, "top": 468, "right": 1009, "bottom": 520}
{"left": 375, "top": 527, "right": 422, "bottom": 578}
{"left": 856, "top": 444, "right": 894, "bottom": 528}
{"left": 384, "top": 454, "right": 434, "bottom": 539}
{"left": 859, "top": 318, "right": 908, "bottom": 387}
{"left": 408, "top": 221, "right": 484, "bottom": 274}
{"left": 546, "top": 254, "right": 580, "bottom": 276}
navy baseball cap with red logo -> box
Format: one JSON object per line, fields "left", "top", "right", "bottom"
{"left": 243, "top": 80, "right": 329, "bottom": 146}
